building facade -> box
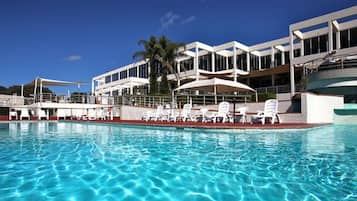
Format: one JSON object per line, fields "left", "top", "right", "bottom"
{"left": 92, "top": 6, "right": 357, "bottom": 98}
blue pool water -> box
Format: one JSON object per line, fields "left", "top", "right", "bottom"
{"left": 0, "top": 122, "right": 356, "bottom": 201}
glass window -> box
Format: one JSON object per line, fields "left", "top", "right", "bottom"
{"left": 180, "top": 58, "right": 194, "bottom": 72}
{"left": 129, "top": 67, "right": 137, "bottom": 77}
{"left": 199, "top": 54, "right": 212, "bottom": 71}
{"left": 120, "top": 71, "right": 127, "bottom": 79}
{"left": 340, "top": 30, "right": 349, "bottom": 49}
{"left": 304, "top": 39, "right": 311, "bottom": 55}
{"left": 333, "top": 32, "right": 337, "bottom": 50}
{"left": 261, "top": 55, "right": 271, "bottom": 69}
{"left": 350, "top": 27, "right": 357, "bottom": 47}
{"left": 112, "top": 73, "right": 119, "bottom": 81}
{"left": 228, "top": 56, "right": 233, "bottom": 69}
{"left": 284, "top": 51, "right": 290, "bottom": 64}
{"left": 105, "top": 75, "right": 111, "bottom": 84}
{"left": 250, "top": 54, "right": 259, "bottom": 71}
{"left": 319, "top": 34, "right": 328, "bottom": 53}
{"left": 311, "top": 37, "right": 318, "bottom": 54}
{"left": 139, "top": 64, "right": 148, "bottom": 78}
{"left": 274, "top": 52, "right": 282, "bottom": 66}
{"left": 215, "top": 54, "right": 226, "bottom": 72}
{"left": 294, "top": 49, "right": 301, "bottom": 57}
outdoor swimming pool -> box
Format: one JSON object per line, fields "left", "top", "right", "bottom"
{"left": 0, "top": 122, "right": 356, "bottom": 201}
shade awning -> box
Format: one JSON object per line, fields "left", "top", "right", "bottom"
{"left": 174, "top": 77, "right": 256, "bottom": 93}
{"left": 27, "top": 78, "right": 84, "bottom": 86}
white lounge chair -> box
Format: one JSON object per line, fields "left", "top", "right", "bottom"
{"left": 20, "top": 109, "right": 30, "bottom": 120}
{"left": 213, "top": 102, "right": 230, "bottom": 123}
{"left": 96, "top": 108, "right": 106, "bottom": 120}
{"left": 231, "top": 107, "right": 248, "bottom": 123}
{"left": 168, "top": 109, "right": 180, "bottom": 122}
{"left": 88, "top": 109, "right": 97, "bottom": 120}
{"left": 72, "top": 108, "right": 85, "bottom": 120}
{"left": 142, "top": 111, "right": 153, "bottom": 121}
{"left": 38, "top": 109, "right": 48, "bottom": 120}
{"left": 181, "top": 104, "right": 194, "bottom": 122}
{"left": 9, "top": 110, "right": 17, "bottom": 120}
{"left": 57, "top": 109, "right": 68, "bottom": 120}
{"left": 151, "top": 105, "right": 164, "bottom": 121}
{"left": 252, "top": 99, "right": 280, "bottom": 124}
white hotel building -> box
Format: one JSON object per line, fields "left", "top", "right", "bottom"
{"left": 92, "top": 6, "right": 357, "bottom": 100}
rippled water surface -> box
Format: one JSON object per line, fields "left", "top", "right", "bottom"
{"left": 0, "top": 122, "right": 356, "bottom": 201}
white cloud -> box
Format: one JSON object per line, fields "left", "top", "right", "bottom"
{"left": 64, "top": 55, "right": 82, "bottom": 62}
{"left": 181, "top": 16, "right": 196, "bottom": 24}
{"left": 160, "top": 11, "right": 180, "bottom": 29}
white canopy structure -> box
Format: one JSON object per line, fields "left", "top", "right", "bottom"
{"left": 174, "top": 77, "right": 257, "bottom": 103}
{"left": 27, "top": 77, "right": 83, "bottom": 103}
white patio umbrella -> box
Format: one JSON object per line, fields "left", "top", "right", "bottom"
{"left": 174, "top": 77, "right": 257, "bottom": 104}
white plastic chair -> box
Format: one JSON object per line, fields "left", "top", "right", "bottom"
{"left": 181, "top": 104, "right": 193, "bottom": 122}
{"left": 72, "top": 109, "right": 84, "bottom": 120}
{"left": 252, "top": 99, "right": 280, "bottom": 124}
{"left": 151, "top": 105, "right": 164, "bottom": 121}
{"left": 88, "top": 109, "right": 97, "bottom": 120}
{"left": 38, "top": 109, "right": 48, "bottom": 120}
{"left": 232, "top": 107, "right": 247, "bottom": 123}
{"left": 20, "top": 109, "right": 30, "bottom": 120}
{"left": 168, "top": 109, "right": 180, "bottom": 122}
{"left": 213, "top": 102, "right": 230, "bottom": 123}
{"left": 57, "top": 109, "right": 67, "bottom": 120}
{"left": 97, "top": 108, "right": 106, "bottom": 120}
{"left": 9, "top": 110, "right": 17, "bottom": 120}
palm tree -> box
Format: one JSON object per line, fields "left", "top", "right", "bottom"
{"left": 133, "top": 36, "right": 161, "bottom": 95}
{"left": 133, "top": 35, "right": 184, "bottom": 95}
{"left": 157, "top": 36, "right": 185, "bottom": 94}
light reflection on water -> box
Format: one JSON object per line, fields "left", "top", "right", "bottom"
{"left": 0, "top": 122, "right": 356, "bottom": 201}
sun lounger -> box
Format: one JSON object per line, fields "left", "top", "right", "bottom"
{"left": 213, "top": 102, "right": 230, "bottom": 123}
{"left": 38, "top": 109, "right": 48, "bottom": 120}
{"left": 252, "top": 99, "right": 280, "bottom": 124}
{"left": 20, "top": 108, "right": 30, "bottom": 120}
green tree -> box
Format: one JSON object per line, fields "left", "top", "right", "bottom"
{"left": 0, "top": 85, "right": 54, "bottom": 97}
{"left": 133, "top": 36, "right": 161, "bottom": 95}
{"left": 133, "top": 35, "right": 184, "bottom": 95}
{"left": 157, "top": 36, "right": 184, "bottom": 94}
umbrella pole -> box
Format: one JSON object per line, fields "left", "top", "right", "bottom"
{"left": 214, "top": 85, "right": 217, "bottom": 105}
{"left": 34, "top": 78, "right": 38, "bottom": 103}
{"left": 255, "top": 91, "right": 258, "bottom": 102}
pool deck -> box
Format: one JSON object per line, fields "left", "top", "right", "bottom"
{"left": 71, "top": 119, "right": 325, "bottom": 129}
{"left": 0, "top": 116, "right": 326, "bottom": 129}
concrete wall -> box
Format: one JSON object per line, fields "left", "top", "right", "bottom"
{"left": 0, "top": 95, "right": 24, "bottom": 107}
{"left": 302, "top": 93, "right": 344, "bottom": 124}
{"left": 121, "top": 93, "right": 344, "bottom": 123}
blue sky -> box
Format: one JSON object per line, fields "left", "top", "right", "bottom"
{"left": 0, "top": 0, "right": 355, "bottom": 93}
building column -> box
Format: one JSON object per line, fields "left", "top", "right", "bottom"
{"left": 289, "top": 31, "right": 296, "bottom": 95}
{"left": 177, "top": 62, "right": 181, "bottom": 87}
{"left": 271, "top": 47, "right": 275, "bottom": 68}
{"left": 136, "top": 65, "right": 139, "bottom": 78}
{"left": 147, "top": 62, "right": 151, "bottom": 93}
{"left": 300, "top": 38, "right": 304, "bottom": 56}
{"left": 336, "top": 31, "right": 341, "bottom": 49}
{"left": 91, "top": 79, "right": 95, "bottom": 95}
{"left": 328, "top": 21, "right": 334, "bottom": 53}
{"left": 130, "top": 86, "right": 133, "bottom": 95}
{"left": 225, "top": 56, "right": 229, "bottom": 70}
{"left": 282, "top": 50, "right": 285, "bottom": 65}
{"left": 246, "top": 52, "right": 250, "bottom": 72}
{"left": 233, "top": 47, "right": 237, "bottom": 82}
{"left": 194, "top": 46, "right": 199, "bottom": 80}
{"left": 211, "top": 52, "right": 215, "bottom": 72}
{"left": 271, "top": 74, "right": 275, "bottom": 86}
{"left": 258, "top": 55, "right": 262, "bottom": 70}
